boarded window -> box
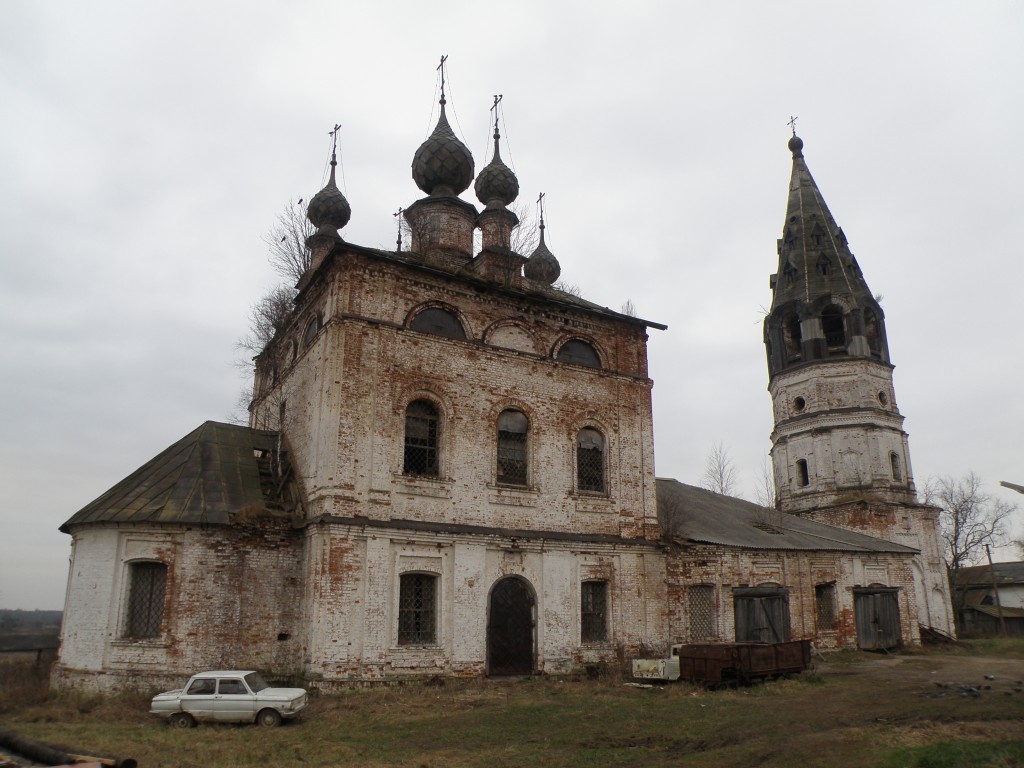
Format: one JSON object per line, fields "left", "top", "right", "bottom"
{"left": 410, "top": 308, "right": 467, "bottom": 341}
{"left": 581, "top": 581, "right": 609, "bottom": 642}
{"left": 577, "top": 428, "right": 605, "bottom": 493}
{"left": 815, "top": 583, "right": 837, "bottom": 631}
{"left": 124, "top": 562, "right": 166, "bottom": 639}
{"left": 398, "top": 573, "right": 437, "bottom": 645}
{"left": 688, "top": 585, "right": 715, "bottom": 642}
{"left": 497, "top": 409, "right": 528, "bottom": 485}
{"left": 404, "top": 400, "right": 439, "bottom": 477}
{"left": 556, "top": 339, "right": 601, "bottom": 368}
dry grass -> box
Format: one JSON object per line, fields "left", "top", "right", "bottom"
{"left": 2, "top": 641, "right": 1023, "bottom": 767}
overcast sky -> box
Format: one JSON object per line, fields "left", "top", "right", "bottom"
{"left": 2, "top": 1, "right": 1021, "bottom": 610}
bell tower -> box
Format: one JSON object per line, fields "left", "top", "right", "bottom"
{"left": 764, "top": 134, "right": 918, "bottom": 515}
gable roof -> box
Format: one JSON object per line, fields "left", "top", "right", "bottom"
{"left": 656, "top": 478, "right": 917, "bottom": 554}
{"left": 60, "top": 422, "right": 289, "bottom": 532}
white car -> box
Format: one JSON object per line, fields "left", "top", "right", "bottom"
{"left": 150, "top": 670, "right": 308, "bottom": 728}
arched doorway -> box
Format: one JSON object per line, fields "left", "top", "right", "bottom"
{"left": 487, "top": 576, "right": 535, "bottom": 676}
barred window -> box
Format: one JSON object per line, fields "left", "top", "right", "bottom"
{"left": 577, "top": 428, "right": 605, "bottom": 493}
{"left": 816, "top": 583, "right": 838, "bottom": 631}
{"left": 497, "top": 409, "right": 528, "bottom": 486}
{"left": 404, "top": 400, "right": 439, "bottom": 477}
{"left": 124, "top": 561, "right": 166, "bottom": 639}
{"left": 581, "top": 581, "right": 608, "bottom": 642}
{"left": 398, "top": 573, "right": 437, "bottom": 645}
{"left": 687, "top": 585, "right": 715, "bottom": 642}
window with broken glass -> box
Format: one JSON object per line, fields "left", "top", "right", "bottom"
{"left": 581, "top": 581, "right": 609, "bottom": 642}
{"left": 577, "top": 428, "right": 605, "bottom": 493}
{"left": 497, "top": 409, "right": 528, "bottom": 486}
{"left": 404, "top": 400, "right": 439, "bottom": 477}
{"left": 124, "top": 561, "right": 167, "bottom": 639}
{"left": 398, "top": 573, "right": 437, "bottom": 645}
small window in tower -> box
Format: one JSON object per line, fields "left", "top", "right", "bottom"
{"left": 821, "top": 305, "right": 846, "bottom": 349}
{"left": 410, "top": 307, "right": 467, "bottom": 341}
{"left": 864, "top": 308, "right": 882, "bottom": 358}
{"left": 557, "top": 339, "right": 601, "bottom": 369}
{"left": 496, "top": 409, "right": 528, "bottom": 486}
{"left": 889, "top": 452, "right": 902, "bottom": 482}
{"left": 816, "top": 253, "right": 831, "bottom": 276}
{"left": 793, "top": 396, "right": 806, "bottom": 412}
{"left": 877, "top": 391, "right": 888, "bottom": 406}
{"left": 796, "top": 459, "right": 810, "bottom": 487}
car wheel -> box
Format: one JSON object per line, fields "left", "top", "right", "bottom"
{"left": 257, "top": 708, "right": 283, "bottom": 728}
{"left": 169, "top": 712, "right": 195, "bottom": 729}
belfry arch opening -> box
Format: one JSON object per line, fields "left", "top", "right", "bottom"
{"left": 821, "top": 305, "right": 846, "bottom": 351}
{"left": 783, "top": 313, "right": 802, "bottom": 361}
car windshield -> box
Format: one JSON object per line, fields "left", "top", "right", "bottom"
{"left": 244, "top": 672, "right": 270, "bottom": 692}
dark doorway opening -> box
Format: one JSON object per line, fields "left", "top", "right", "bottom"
{"left": 487, "top": 577, "right": 535, "bottom": 676}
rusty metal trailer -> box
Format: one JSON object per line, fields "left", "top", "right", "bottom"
{"left": 632, "top": 640, "right": 812, "bottom": 685}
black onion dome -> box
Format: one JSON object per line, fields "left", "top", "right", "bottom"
{"left": 524, "top": 226, "right": 560, "bottom": 284}
{"left": 474, "top": 136, "right": 519, "bottom": 208}
{"left": 307, "top": 159, "right": 351, "bottom": 232}
{"left": 412, "top": 102, "right": 475, "bottom": 196}
{"left": 788, "top": 134, "right": 804, "bottom": 157}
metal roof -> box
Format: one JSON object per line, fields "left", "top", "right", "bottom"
{"left": 60, "top": 421, "right": 288, "bottom": 532}
{"left": 956, "top": 561, "right": 1024, "bottom": 587}
{"left": 656, "top": 478, "right": 917, "bottom": 554}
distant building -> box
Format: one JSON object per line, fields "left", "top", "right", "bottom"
{"left": 953, "top": 561, "right": 1024, "bottom": 637}
{"left": 52, "top": 92, "right": 955, "bottom": 691}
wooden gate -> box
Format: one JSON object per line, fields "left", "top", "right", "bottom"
{"left": 487, "top": 577, "right": 535, "bottom": 676}
{"left": 854, "top": 587, "right": 901, "bottom": 650}
{"left": 733, "top": 586, "right": 790, "bottom": 643}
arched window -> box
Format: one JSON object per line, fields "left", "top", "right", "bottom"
{"left": 796, "top": 459, "right": 810, "bottom": 487}
{"left": 577, "top": 428, "right": 606, "bottom": 493}
{"left": 398, "top": 573, "right": 437, "bottom": 645}
{"left": 821, "top": 305, "right": 846, "bottom": 349}
{"left": 864, "top": 308, "right": 882, "bottom": 357}
{"left": 557, "top": 339, "right": 601, "bottom": 368}
{"left": 889, "top": 452, "right": 903, "bottom": 482}
{"left": 783, "top": 314, "right": 802, "bottom": 360}
{"left": 497, "top": 409, "right": 528, "bottom": 486}
{"left": 403, "top": 400, "right": 439, "bottom": 477}
{"left": 123, "top": 561, "right": 167, "bottom": 639}
{"left": 302, "top": 315, "right": 320, "bottom": 347}
{"left": 410, "top": 307, "right": 467, "bottom": 341}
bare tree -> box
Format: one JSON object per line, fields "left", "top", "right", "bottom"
{"left": 237, "top": 284, "right": 296, "bottom": 356}
{"left": 923, "top": 473, "right": 1017, "bottom": 615}
{"left": 701, "top": 442, "right": 740, "bottom": 497}
{"left": 754, "top": 456, "right": 776, "bottom": 509}
{"left": 264, "top": 198, "right": 314, "bottom": 283}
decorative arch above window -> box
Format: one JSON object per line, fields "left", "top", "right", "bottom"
{"left": 557, "top": 339, "right": 601, "bottom": 369}
{"left": 577, "top": 427, "right": 606, "bottom": 493}
{"left": 403, "top": 399, "right": 440, "bottom": 477}
{"left": 410, "top": 307, "right": 467, "bottom": 341}
{"left": 497, "top": 409, "right": 528, "bottom": 486}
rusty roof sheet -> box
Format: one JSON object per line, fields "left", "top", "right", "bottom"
{"left": 60, "top": 421, "right": 285, "bottom": 532}
{"left": 657, "top": 478, "right": 917, "bottom": 554}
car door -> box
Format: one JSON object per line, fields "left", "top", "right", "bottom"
{"left": 215, "top": 677, "right": 257, "bottom": 722}
{"left": 180, "top": 677, "right": 217, "bottom": 721}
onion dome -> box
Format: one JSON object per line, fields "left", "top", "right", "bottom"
{"left": 474, "top": 124, "right": 519, "bottom": 208}
{"left": 307, "top": 150, "right": 351, "bottom": 234}
{"left": 412, "top": 97, "right": 475, "bottom": 197}
{"left": 524, "top": 216, "right": 560, "bottom": 284}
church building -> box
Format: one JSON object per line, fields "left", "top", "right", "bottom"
{"left": 52, "top": 87, "right": 954, "bottom": 691}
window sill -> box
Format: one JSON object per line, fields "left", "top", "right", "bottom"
{"left": 110, "top": 638, "right": 168, "bottom": 648}
{"left": 573, "top": 494, "right": 615, "bottom": 514}
{"left": 395, "top": 474, "right": 452, "bottom": 499}
{"left": 488, "top": 484, "right": 540, "bottom": 507}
